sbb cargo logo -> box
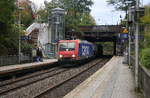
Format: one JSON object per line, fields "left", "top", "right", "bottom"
{"left": 82, "top": 46, "right": 89, "bottom": 56}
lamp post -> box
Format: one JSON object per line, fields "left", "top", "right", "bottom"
{"left": 125, "top": 1, "right": 132, "bottom": 66}
{"left": 123, "top": 1, "right": 132, "bottom": 65}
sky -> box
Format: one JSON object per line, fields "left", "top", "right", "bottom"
{"left": 31, "top": 0, "right": 150, "bottom": 25}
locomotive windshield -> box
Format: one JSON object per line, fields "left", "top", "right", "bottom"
{"left": 59, "top": 42, "right": 76, "bottom": 51}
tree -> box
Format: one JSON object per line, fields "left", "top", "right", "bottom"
{"left": 36, "top": 9, "right": 48, "bottom": 23}
{"left": 35, "top": 0, "right": 59, "bottom": 23}
{"left": 60, "top": 0, "right": 93, "bottom": 13}
{"left": 58, "top": 0, "right": 94, "bottom": 30}
{"left": 0, "top": 0, "right": 35, "bottom": 55}
{"left": 40, "top": 0, "right": 94, "bottom": 31}
{"left": 140, "top": 5, "right": 150, "bottom": 47}
{"left": 107, "top": 0, "right": 136, "bottom": 11}
{"left": 0, "top": 0, "right": 16, "bottom": 34}
{"left": 0, "top": 0, "right": 17, "bottom": 55}
{"left": 141, "top": 5, "right": 150, "bottom": 24}
{"left": 140, "top": 5, "right": 150, "bottom": 70}
{"left": 79, "top": 13, "right": 96, "bottom": 26}
{"left": 17, "top": 0, "right": 35, "bottom": 27}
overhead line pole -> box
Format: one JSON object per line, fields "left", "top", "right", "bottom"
{"left": 135, "top": 0, "right": 140, "bottom": 89}
{"left": 17, "top": 2, "right": 21, "bottom": 64}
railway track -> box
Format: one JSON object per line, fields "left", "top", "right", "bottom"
{"left": 0, "top": 66, "right": 68, "bottom": 96}
{"left": 35, "top": 59, "right": 108, "bottom": 98}
{"left": 0, "top": 66, "right": 62, "bottom": 86}
{"left": 0, "top": 58, "right": 109, "bottom": 98}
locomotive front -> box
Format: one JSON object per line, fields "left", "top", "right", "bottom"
{"left": 58, "top": 40, "right": 79, "bottom": 63}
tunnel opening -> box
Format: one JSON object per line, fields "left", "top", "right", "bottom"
{"left": 96, "top": 42, "right": 115, "bottom": 57}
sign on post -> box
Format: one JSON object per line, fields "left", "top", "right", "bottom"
{"left": 21, "top": 36, "right": 31, "bottom": 40}
{"left": 122, "top": 28, "right": 128, "bottom": 33}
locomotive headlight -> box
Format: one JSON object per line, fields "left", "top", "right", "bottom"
{"left": 59, "top": 55, "right": 63, "bottom": 58}
{"left": 72, "top": 54, "right": 76, "bottom": 57}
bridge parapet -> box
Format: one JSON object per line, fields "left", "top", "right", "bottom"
{"left": 80, "top": 25, "right": 123, "bottom": 33}
{"left": 66, "top": 25, "right": 124, "bottom": 42}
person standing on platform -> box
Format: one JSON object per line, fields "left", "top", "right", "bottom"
{"left": 32, "top": 47, "right": 37, "bottom": 62}
{"left": 36, "top": 47, "right": 43, "bottom": 62}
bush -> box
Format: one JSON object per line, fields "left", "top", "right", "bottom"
{"left": 141, "top": 48, "right": 150, "bottom": 70}
{"left": 21, "top": 41, "right": 33, "bottom": 55}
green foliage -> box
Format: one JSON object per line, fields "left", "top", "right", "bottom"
{"left": 140, "top": 5, "right": 150, "bottom": 70}
{"left": 36, "top": 1, "right": 59, "bottom": 23}
{"left": 43, "top": 0, "right": 94, "bottom": 31}
{"left": 0, "top": 0, "right": 17, "bottom": 55}
{"left": 44, "top": 0, "right": 59, "bottom": 16}
{"left": 107, "top": 0, "right": 136, "bottom": 25}
{"left": 107, "top": 0, "right": 136, "bottom": 11}
{"left": 140, "top": 5, "right": 150, "bottom": 49}
{"left": 21, "top": 41, "right": 33, "bottom": 55}
{"left": 141, "top": 15, "right": 150, "bottom": 24}
{"left": 18, "top": 1, "right": 34, "bottom": 27}
{"left": 0, "top": 0, "right": 34, "bottom": 56}
{"left": 0, "top": 0, "right": 15, "bottom": 23}
{"left": 79, "top": 13, "right": 96, "bottom": 26}
{"left": 0, "top": 24, "right": 19, "bottom": 55}
{"left": 21, "top": 10, "right": 33, "bottom": 27}
{"left": 141, "top": 48, "right": 150, "bottom": 70}
{"left": 141, "top": 5, "right": 150, "bottom": 24}
{"left": 60, "top": 0, "right": 94, "bottom": 30}
{"left": 37, "top": 9, "right": 48, "bottom": 23}
{"left": 0, "top": 0, "right": 15, "bottom": 34}
{"left": 60, "top": 0, "right": 93, "bottom": 13}
{"left": 143, "top": 32, "right": 150, "bottom": 48}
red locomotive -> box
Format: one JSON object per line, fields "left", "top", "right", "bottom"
{"left": 58, "top": 39, "right": 97, "bottom": 65}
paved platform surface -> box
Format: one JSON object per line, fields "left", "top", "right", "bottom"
{"left": 64, "top": 56, "right": 140, "bottom": 98}
{"left": 0, "top": 59, "right": 57, "bottom": 75}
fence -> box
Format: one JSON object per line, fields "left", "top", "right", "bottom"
{"left": 130, "top": 56, "right": 150, "bottom": 98}
{"left": 0, "top": 55, "right": 32, "bottom": 66}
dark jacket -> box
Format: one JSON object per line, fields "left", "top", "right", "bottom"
{"left": 37, "top": 48, "right": 43, "bottom": 57}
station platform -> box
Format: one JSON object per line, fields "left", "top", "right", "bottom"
{"left": 64, "top": 56, "right": 140, "bottom": 98}
{"left": 0, "top": 59, "right": 57, "bottom": 75}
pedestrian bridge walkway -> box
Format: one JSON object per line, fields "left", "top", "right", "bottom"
{"left": 64, "top": 56, "right": 141, "bottom": 98}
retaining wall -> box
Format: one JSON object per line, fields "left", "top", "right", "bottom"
{"left": 130, "top": 56, "right": 150, "bottom": 98}
{"left": 138, "top": 65, "right": 150, "bottom": 98}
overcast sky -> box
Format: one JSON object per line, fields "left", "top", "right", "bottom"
{"left": 31, "top": 0, "right": 150, "bottom": 25}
